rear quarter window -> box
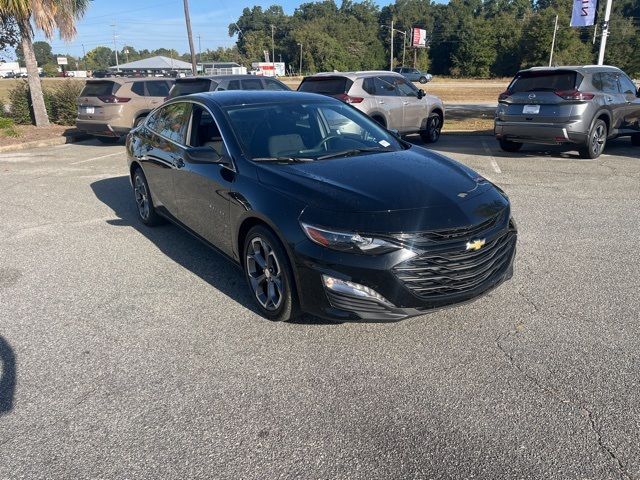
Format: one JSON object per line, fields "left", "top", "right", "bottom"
{"left": 298, "top": 77, "right": 353, "bottom": 95}
{"left": 80, "top": 81, "right": 119, "bottom": 97}
{"left": 146, "top": 81, "right": 170, "bottom": 97}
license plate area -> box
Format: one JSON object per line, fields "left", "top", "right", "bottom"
{"left": 523, "top": 105, "right": 540, "bottom": 115}
{"left": 79, "top": 106, "right": 95, "bottom": 114}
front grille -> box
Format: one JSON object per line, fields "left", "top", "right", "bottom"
{"left": 393, "top": 230, "right": 516, "bottom": 299}
{"left": 389, "top": 211, "right": 506, "bottom": 248}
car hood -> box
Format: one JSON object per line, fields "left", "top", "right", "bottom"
{"left": 256, "top": 146, "right": 507, "bottom": 231}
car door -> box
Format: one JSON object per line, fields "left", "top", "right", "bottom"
{"left": 173, "top": 102, "right": 235, "bottom": 255}
{"left": 394, "top": 77, "right": 425, "bottom": 131}
{"left": 137, "top": 102, "right": 191, "bottom": 217}
{"left": 374, "top": 76, "right": 405, "bottom": 131}
{"left": 599, "top": 72, "right": 626, "bottom": 132}
{"left": 617, "top": 74, "right": 640, "bottom": 132}
{"left": 145, "top": 80, "right": 171, "bottom": 109}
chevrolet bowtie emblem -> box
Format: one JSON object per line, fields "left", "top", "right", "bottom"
{"left": 466, "top": 239, "right": 486, "bottom": 251}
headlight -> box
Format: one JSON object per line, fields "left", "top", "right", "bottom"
{"left": 300, "top": 222, "right": 400, "bottom": 255}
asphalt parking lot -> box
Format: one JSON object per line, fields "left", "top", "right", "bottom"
{"left": 1, "top": 135, "right": 639, "bottom": 479}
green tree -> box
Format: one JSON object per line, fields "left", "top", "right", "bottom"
{"left": 85, "top": 46, "right": 114, "bottom": 70}
{"left": 0, "top": 0, "right": 89, "bottom": 127}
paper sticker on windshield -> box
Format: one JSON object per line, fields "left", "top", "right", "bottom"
{"left": 379, "top": 140, "right": 391, "bottom": 147}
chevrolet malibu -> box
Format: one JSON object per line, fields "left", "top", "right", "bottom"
{"left": 126, "top": 91, "right": 517, "bottom": 322}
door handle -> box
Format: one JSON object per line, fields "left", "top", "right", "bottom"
{"left": 606, "top": 97, "right": 614, "bottom": 103}
{"left": 378, "top": 100, "right": 385, "bottom": 104}
{"left": 403, "top": 101, "right": 409, "bottom": 105}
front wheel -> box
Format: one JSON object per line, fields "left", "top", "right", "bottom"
{"left": 244, "top": 226, "right": 299, "bottom": 322}
{"left": 420, "top": 113, "right": 442, "bottom": 143}
{"left": 419, "top": 76, "right": 427, "bottom": 84}
{"left": 499, "top": 139, "right": 523, "bottom": 152}
{"left": 579, "top": 119, "right": 607, "bottom": 159}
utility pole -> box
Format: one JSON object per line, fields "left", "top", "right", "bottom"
{"left": 597, "top": 0, "right": 613, "bottom": 65}
{"left": 297, "top": 42, "right": 303, "bottom": 76}
{"left": 390, "top": 20, "right": 394, "bottom": 71}
{"left": 183, "top": 0, "right": 197, "bottom": 75}
{"left": 197, "top": 34, "right": 202, "bottom": 64}
{"left": 271, "top": 24, "right": 276, "bottom": 73}
{"left": 81, "top": 43, "right": 86, "bottom": 70}
{"left": 111, "top": 23, "right": 119, "bottom": 71}
{"left": 549, "top": 15, "right": 558, "bottom": 67}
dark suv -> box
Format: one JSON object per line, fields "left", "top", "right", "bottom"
{"left": 167, "top": 75, "right": 290, "bottom": 99}
{"left": 495, "top": 65, "right": 640, "bottom": 158}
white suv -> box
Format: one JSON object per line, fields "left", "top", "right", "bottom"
{"left": 298, "top": 71, "right": 445, "bottom": 143}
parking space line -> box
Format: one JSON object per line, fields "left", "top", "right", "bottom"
{"left": 481, "top": 140, "right": 502, "bottom": 173}
{"left": 70, "top": 152, "right": 123, "bottom": 165}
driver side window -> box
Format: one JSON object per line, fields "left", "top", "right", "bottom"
{"left": 395, "top": 78, "right": 418, "bottom": 97}
{"left": 188, "top": 104, "right": 228, "bottom": 157}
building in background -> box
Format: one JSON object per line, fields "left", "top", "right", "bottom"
{"left": 108, "top": 55, "right": 192, "bottom": 77}
{"left": 199, "top": 62, "right": 246, "bottom": 75}
{"left": 251, "top": 62, "right": 286, "bottom": 77}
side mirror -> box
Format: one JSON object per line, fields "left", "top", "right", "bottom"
{"left": 184, "top": 146, "right": 231, "bottom": 166}
{"left": 417, "top": 89, "right": 426, "bottom": 99}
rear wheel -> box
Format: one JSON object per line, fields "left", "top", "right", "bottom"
{"left": 499, "top": 139, "right": 523, "bottom": 152}
{"left": 420, "top": 113, "right": 442, "bottom": 143}
{"left": 244, "top": 226, "right": 299, "bottom": 322}
{"left": 579, "top": 119, "right": 607, "bottom": 159}
{"left": 133, "top": 168, "right": 163, "bottom": 226}
{"left": 631, "top": 133, "right": 640, "bottom": 146}
{"left": 133, "top": 116, "right": 146, "bottom": 128}
{"left": 372, "top": 115, "right": 386, "bottom": 128}
{"left": 96, "top": 136, "right": 120, "bottom": 144}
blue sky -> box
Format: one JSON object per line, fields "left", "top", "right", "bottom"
{"left": 19, "top": 0, "right": 394, "bottom": 61}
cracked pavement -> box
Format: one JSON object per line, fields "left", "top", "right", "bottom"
{"left": 0, "top": 136, "right": 639, "bottom": 479}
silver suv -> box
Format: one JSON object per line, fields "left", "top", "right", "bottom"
{"left": 495, "top": 65, "right": 640, "bottom": 158}
{"left": 298, "top": 71, "right": 445, "bottom": 143}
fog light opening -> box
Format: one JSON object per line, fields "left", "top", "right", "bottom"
{"left": 322, "top": 275, "right": 394, "bottom": 307}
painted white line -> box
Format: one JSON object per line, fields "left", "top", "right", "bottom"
{"left": 70, "top": 151, "right": 122, "bottom": 165}
{"left": 481, "top": 140, "right": 502, "bottom": 173}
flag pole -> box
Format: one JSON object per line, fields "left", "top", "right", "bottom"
{"left": 549, "top": 15, "right": 558, "bottom": 67}
{"left": 597, "top": 0, "right": 613, "bottom": 65}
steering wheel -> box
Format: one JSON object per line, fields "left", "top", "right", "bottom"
{"left": 313, "top": 135, "right": 342, "bottom": 151}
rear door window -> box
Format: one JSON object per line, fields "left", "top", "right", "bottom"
{"left": 298, "top": 77, "right": 353, "bottom": 95}
{"left": 80, "top": 81, "right": 119, "bottom": 97}
{"left": 131, "top": 82, "right": 145, "bottom": 96}
{"left": 146, "top": 81, "right": 170, "bottom": 97}
{"left": 226, "top": 80, "right": 241, "bottom": 90}
{"left": 598, "top": 73, "right": 620, "bottom": 94}
{"left": 510, "top": 71, "right": 579, "bottom": 93}
{"left": 241, "top": 78, "right": 263, "bottom": 90}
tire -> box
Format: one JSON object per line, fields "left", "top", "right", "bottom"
{"left": 631, "top": 133, "right": 640, "bottom": 146}
{"left": 132, "top": 168, "right": 163, "bottom": 226}
{"left": 420, "top": 113, "right": 442, "bottom": 144}
{"left": 96, "top": 136, "right": 120, "bottom": 144}
{"left": 579, "top": 119, "right": 607, "bottom": 159}
{"left": 243, "top": 226, "right": 299, "bottom": 322}
{"left": 499, "top": 138, "right": 523, "bottom": 152}
{"left": 419, "top": 76, "right": 427, "bottom": 84}
{"left": 133, "top": 116, "right": 146, "bottom": 128}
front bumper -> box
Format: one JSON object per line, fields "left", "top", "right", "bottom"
{"left": 495, "top": 120, "right": 587, "bottom": 145}
{"left": 292, "top": 222, "right": 517, "bottom": 322}
{"left": 76, "top": 119, "right": 130, "bottom": 138}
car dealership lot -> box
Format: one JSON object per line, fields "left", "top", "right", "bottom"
{"left": 0, "top": 137, "right": 638, "bottom": 479}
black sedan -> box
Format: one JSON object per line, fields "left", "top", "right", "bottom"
{"left": 126, "top": 91, "right": 517, "bottom": 322}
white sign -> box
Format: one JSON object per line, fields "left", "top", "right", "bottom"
{"left": 411, "top": 28, "right": 428, "bottom": 48}
{"left": 570, "top": 0, "right": 597, "bottom": 27}
{"left": 56, "top": 56, "right": 68, "bottom": 65}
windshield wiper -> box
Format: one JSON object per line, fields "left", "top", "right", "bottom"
{"left": 316, "top": 147, "right": 392, "bottom": 161}
{"left": 252, "top": 156, "right": 314, "bottom": 163}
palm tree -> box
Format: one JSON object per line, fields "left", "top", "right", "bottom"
{"left": 0, "top": 0, "right": 89, "bottom": 127}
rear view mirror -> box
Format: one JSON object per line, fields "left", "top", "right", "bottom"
{"left": 184, "top": 146, "right": 231, "bottom": 166}
{"left": 418, "top": 89, "right": 426, "bottom": 99}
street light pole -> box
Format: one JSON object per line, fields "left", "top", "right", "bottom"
{"left": 597, "top": 0, "right": 613, "bottom": 65}
{"left": 271, "top": 24, "right": 276, "bottom": 73}
{"left": 549, "top": 14, "right": 558, "bottom": 67}
{"left": 297, "top": 42, "right": 303, "bottom": 76}
{"left": 110, "top": 23, "right": 119, "bottom": 71}
{"left": 390, "top": 20, "right": 394, "bottom": 71}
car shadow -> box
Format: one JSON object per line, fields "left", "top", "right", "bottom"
{"left": 0, "top": 336, "right": 16, "bottom": 415}
{"left": 90, "top": 176, "right": 336, "bottom": 325}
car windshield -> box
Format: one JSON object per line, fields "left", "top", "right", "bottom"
{"left": 510, "top": 71, "right": 579, "bottom": 93}
{"left": 224, "top": 101, "right": 406, "bottom": 161}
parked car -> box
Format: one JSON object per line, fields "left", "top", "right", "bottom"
{"left": 298, "top": 71, "right": 444, "bottom": 143}
{"left": 167, "top": 74, "right": 290, "bottom": 99}
{"left": 91, "top": 70, "right": 114, "bottom": 78}
{"left": 393, "top": 67, "right": 432, "bottom": 84}
{"left": 2, "top": 72, "right": 16, "bottom": 79}
{"left": 126, "top": 91, "right": 516, "bottom": 322}
{"left": 495, "top": 65, "right": 640, "bottom": 158}
{"left": 76, "top": 77, "right": 174, "bottom": 143}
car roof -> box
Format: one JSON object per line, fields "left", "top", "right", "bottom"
{"left": 175, "top": 74, "right": 281, "bottom": 82}
{"left": 86, "top": 77, "right": 170, "bottom": 84}
{"left": 519, "top": 65, "right": 622, "bottom": 75}
{"left": 180, "top": 90, "right": 334, "bottom": 108}
{"left": 304, "top": 70, "right": 404, "bottom": 80}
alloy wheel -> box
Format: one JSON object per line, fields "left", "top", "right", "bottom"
{"left": 428, "top": 115, "right": 441, "bottom": 142}
{"left": 246, "top": 236, "right": 284, "bottom": 311}
{"left": 591, "top": 124, "right": 606, "bottom": 156}
{"left": 134, "top": 175, "right": 150, "bottom": 221}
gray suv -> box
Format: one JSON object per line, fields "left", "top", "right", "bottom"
{"left": 495, "top": 65, "right": 640, "bottom": 158}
